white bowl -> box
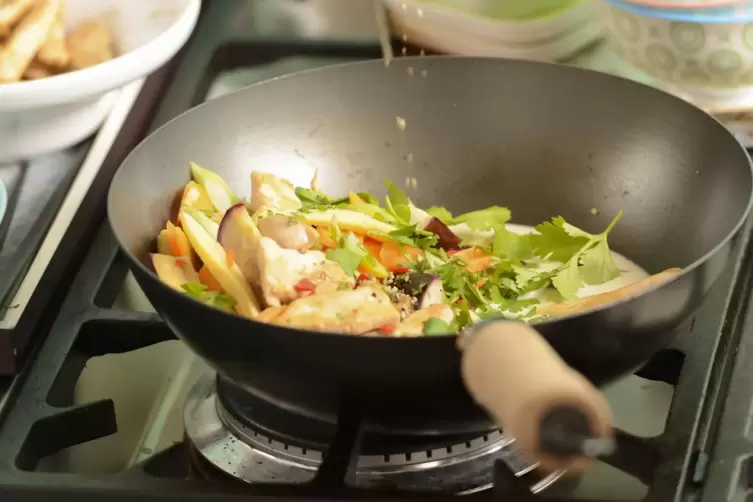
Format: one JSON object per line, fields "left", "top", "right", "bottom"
{"left": 385, "top": 0, "right": 602, "bottom": 60}
{"left": 0, "top": 0, "right": 201, "bottom": 163}
{"left": 385, "top": 0, "right": 596, "bottom": 44}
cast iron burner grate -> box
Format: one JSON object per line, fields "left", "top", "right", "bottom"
{"left": 1, "top": 2, "right": 753, "bottom": 501}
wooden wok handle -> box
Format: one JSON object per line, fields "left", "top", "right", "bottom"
{"left": 460, "top": 321, "right": 614, "bottom": 472}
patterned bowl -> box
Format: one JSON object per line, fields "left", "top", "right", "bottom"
{"left": 597, "top": 0, "right": 753, "bottom": 91}
{"left": 620, "top": 0, "right": 746, "bottom": 9}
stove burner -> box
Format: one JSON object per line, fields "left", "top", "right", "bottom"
{"left": 184, "top": 374, "right": 566, "bottom": 494}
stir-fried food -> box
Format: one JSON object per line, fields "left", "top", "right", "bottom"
{"left": 0, "top": 0, "right": 114, "bottom": 83}
{"left": 150, "top": 162, "right": 675, "bottom": 336}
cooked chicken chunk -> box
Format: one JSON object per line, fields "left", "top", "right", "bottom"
{"left": 257, "top": 237, "right": 353, "bottom": 307}
{"left": 250, "top": 172, "right": 302, "bottom": 214}
{"left": 257, "top": 214, "right": 319, "bottom": 251}
{"left": 274, "top": 285, "right": 401, "bottom": 334}
{"left": 397, "top": 304, "right": 454, "bottom": 336}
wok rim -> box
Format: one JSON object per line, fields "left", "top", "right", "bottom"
{"left": 107, "top": 56, "right": 753, "bottom": 341}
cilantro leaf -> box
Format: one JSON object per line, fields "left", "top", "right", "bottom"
{"left": 326, "top": 248, "right": 362, "bottom": 277}
{"left": 512, "top": 265, "right": 540, "bottom": 289}
{"left": 384, "top": 179, "right": 411, "bottom": 224}
{"left": 208, "top": 292, "right": 238, "bottom": 309}
{"left": 369, "top": 224, "right": 438, "bottom": 249}
{"left": 327, "top": 231, "right": 388, "bottom": 278}
{"left": 423, "top": 317, "right": 451, "bottom": 335}
{"left": 357, "top": 192, "right": 380, "bottom": 205}
{"left": 579, "top": 240, "right": 620, "bottom": 285}
{"left": 551, "top": 259, "right": 583, "bottom": 300}
{"left": 530, "top": 217, "right": 589, "bottom": 262}
{"left": 295, "top": 187, "right": 348, "bottom": 209}
{"left": 453, "top": 206, "right": 511, "bottom": 231}
{"left": 182, "top": 282, "right": 237, "bottom": 309}
{"left": 426, "top": 206, "right": 455, "bottom": 225}
{"left": 492, "top": 226, "right": 533, "bottom": 261}
{"left": 182, "top": 281, "right": 207, "bottom": 297}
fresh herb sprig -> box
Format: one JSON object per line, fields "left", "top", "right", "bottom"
{"left": 324, "top": 218, "right": 388, "bottom": 278}
{"left": 182, "top": 282, "right": 237, "bottom": 309}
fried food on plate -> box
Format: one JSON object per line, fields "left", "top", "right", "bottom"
{"left": 0, "top": 0, "right": 36, "bottom": 37}
{"left": 0, "top": 0, "right": 116, "bottom": 84}
{"left": 66, "top": 18, "right": 112, "bottom": 71}
{"left": 36, "top": 0, "right": 68, "bottom": 68}
{"left": 22, "top": 58, "right": 52, "bottom": 80}
{"left": 0, "top": 0, "right": 58, "bottom": 83}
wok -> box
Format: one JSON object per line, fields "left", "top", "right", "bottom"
{"left": 108, "top": 57, "right": 752, "bottom": 470}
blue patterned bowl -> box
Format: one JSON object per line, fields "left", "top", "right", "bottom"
{"left": 597, "top": 0, "right": 753, "bottom": 90}
{"left": 619, "top": 0, "right": 748, "bottom": 12}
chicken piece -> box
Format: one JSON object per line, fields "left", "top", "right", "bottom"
{"left": 305, "top": 260, "right": 354, "bottom": 294}
{"left": 257, "top": 214, "right": 319, "bottom": 251}
{"left": 0, "top": 0, "right": 59, "bottom": 83}
{"left": 397, "top": 304, "right": 454, "bottom": 337}
{"left": 257, "top": 237, "right": 353, "bottom": 307}
{"left": 67, "top": 18, "right": 112, "bottom": 71}
{"left": 0, "top": 0, "right": 36, "bottom": 37}
{"left": 36, "top": 1, "right": 68, "bottom": 68}
{"left": 249, "top": 171, "right": 302, "bottom": 214}
{"left": 275, "top": 285, "right": 401, "bottom": 334}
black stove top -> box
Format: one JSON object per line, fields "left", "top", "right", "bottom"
{"left": 2, "top": 2, "right": 753, "bottom": 501}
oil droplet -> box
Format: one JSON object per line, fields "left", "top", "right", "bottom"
{"left": 396, "top": 116, "right": 407, "bottom": 130}
{"left": 402, "top": 34, "right": 409, "bottom": 43}
{"left": 417, "top": 8, "right": 424, "bottom": 17}
{"left": 401, "top": 2, "right": 408, "bottom": 11}
{"left": 407, "top": 66, "right": 414, "bottom": 76}
{"left": 421, "top": 69, "right": 428, "bottom": 77}
{"left": 402, "top": 46, "right": 407, "bottom": 55}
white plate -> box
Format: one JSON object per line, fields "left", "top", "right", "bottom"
{"left": 0, "top": 0, "right": 201, "bottom": 162}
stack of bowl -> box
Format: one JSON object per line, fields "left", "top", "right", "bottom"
{"left": 384, "top": 0, "right": 603, "bottom": 61}
{"left": 596, "top": 0, "right": 753, "bottom": 108}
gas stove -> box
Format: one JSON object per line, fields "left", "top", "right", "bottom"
{"left": 2, "top": 2, "right": 753, "bottom": 501}
{"left": 184, "top": 373, "right": 564, "bottom": 494}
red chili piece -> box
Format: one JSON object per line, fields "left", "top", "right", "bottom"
{"left": 294, "top": 278, "right": 317, "bottom": 292}
{"left": 378, "top": 323, "right": 397, "bottom": 335}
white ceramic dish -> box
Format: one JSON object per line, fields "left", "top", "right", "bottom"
{"left": 597, "top": 0, "right": 753, "bottom": 109}
{"left": 0, "top": 0, "right": 201, "bottom": 163}
{"left": 386, "top": 0, "right": 602, "bottom": 61}
{"left": 391, "top": 13, "right": 602, "bottom": 61}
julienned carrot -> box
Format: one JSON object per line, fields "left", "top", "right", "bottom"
{"left": 454, "top": 247, "right": 495, "bottom": 273}
{"left": 379, "top": 240, "right": 423, "bottom": 271}
{"left": 199, "top": 266, "right": 223, "bottom": 292}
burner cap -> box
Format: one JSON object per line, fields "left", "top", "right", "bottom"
{"left": 185, "top": 374, "right": 565, "bottom": 494}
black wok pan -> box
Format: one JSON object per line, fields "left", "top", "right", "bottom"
{"left": 108, "top": 57, "right": 752, "bottom": 469}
